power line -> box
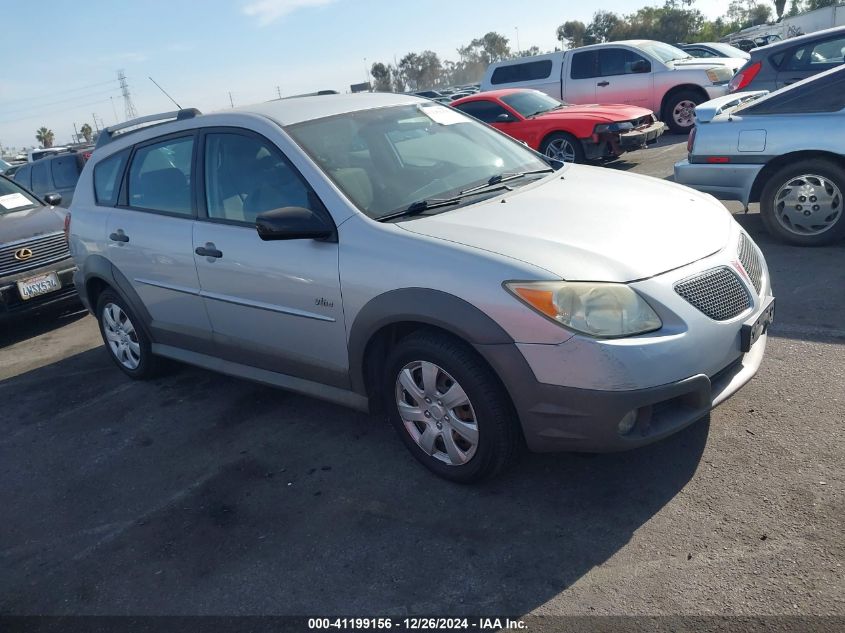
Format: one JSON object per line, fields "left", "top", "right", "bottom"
{"left": 0, "top": 86, "right": 122, "bottom": 118}
{"left": 0, "top": 97, "right": 116, "bottom": 125}
{"left": 0, "top": 79, "right": 119, "bottom": 107}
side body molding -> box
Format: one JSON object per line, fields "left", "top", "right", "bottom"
{"left": 346, "top": 288, "right": 515, "bottom": 395}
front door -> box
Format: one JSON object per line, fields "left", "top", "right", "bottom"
{"left": 105, "top": 132, "right": 212, "bottom": 345}
{"left": 192, "top": 129, "right": 348, "bottom": 387}
{"left": 594, "top": 47, "right": 653, "bottom": 109}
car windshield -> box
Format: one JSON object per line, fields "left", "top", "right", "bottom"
{"left": 708, "top": 42, "right": 747, "bottom": 57}
{"left": 637, "top": 41, "right": 692, "bottom": 63}
{"left": 501, "top": 91, "right": 567, "bottom": 117}
{"left": 0, "top": 175, "right": 41, "bottom": 215}
{"left": 286, "top": 103, "right": 551, "bottom": 220}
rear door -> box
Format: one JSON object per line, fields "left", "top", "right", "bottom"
{"left": 192, "top": 128, "right": 347, "bottom": 386}
{"left": 775, "top": 32, "right": 845, "bottom": 88}
{"left": 104, "top": 132, "right": 212, "bottom": 346}
{"left": 564, "top": 50, "right": 598, "bottom": 104}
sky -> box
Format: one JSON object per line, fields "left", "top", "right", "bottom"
{"left": 0, "top": 0, "right": 734, "bottom": 151}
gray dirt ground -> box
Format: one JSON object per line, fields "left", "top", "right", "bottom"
{"left": 0, "top": 135, "right": 843, "bottom": 617}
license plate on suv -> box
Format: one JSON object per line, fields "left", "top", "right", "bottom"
{"left": 741, "top": 296, "right": 775, "bottom": 352}
{"left": 17, "top": 272, "right": 61, "bottom": 300}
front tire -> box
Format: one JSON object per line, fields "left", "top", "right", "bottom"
{"left": 760, "top": 159, "right": 845, "bottom": 246}
{"left": 96, "top": 289, "right": 160, "bottom": 379}
{"left": 384, "top": 331, "right": 519, "bottom": 483}
{"left": 541, "top": 132, "right": 585, "bottom": 164}
{"left": 663, "top": 90, "right": 701, "bottom": 134}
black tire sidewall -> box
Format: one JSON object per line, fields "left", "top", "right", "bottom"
{"left": 760, "top": 159, "right": 845, "bottom": 246}
{"left": 96, "top": 289, "right": 155, "bottom": 379}
{"left": 541, "top": 132, "right": 585, "bottom": 164}
{"left": 664, "top": 91, "right": 700, "bottom": 134}
{"left": 384, "top": 333, "right": 516, "bottom": 483}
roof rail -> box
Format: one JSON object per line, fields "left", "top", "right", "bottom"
{"left": 95, "top": 108, "right": 201, "bottom": 149}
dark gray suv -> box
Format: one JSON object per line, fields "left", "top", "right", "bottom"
{"left": 729, "top": 26, "right": 845, "bottom": 93}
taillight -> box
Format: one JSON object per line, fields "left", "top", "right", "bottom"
{"left": 729, "top": 61, "right": 762, "bottom": 93}
{"left": 687, "top": 126, "right": 697, "bottom": 153}
{"left": 63, "top": 212, "right": 71, "bottom": 244}
{"left": 81, "top": 151, "right": 92, "bottom": 161}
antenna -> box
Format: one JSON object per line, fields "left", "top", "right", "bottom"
{"left": 118, "top": 70, "right": 139, "bottom": 121}
{"left": 148, "top": 76, "right": 182, "bottom": 109}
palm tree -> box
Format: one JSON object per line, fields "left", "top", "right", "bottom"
{"left": 80, "top": 123, "right": 93, "bottom": 143}
{"left": 35, "top": 127, "right": 55, "bottom": 148}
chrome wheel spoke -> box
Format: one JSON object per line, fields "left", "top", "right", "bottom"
{"left": 104, "top": 329, "right": 121, "bottom": 343}
{"left": 398, "top": 402, "right": 427, "bottom": 423}
{"left": 441, "top": 382, "right": 469, "bottom": 410}
{"left": 420, "top": 361, "right": 439, "bottom": 397}
{"left": 443, "top": 431, "right": 467, "bottom": 465}
{"left": 398, "top": 368, "right": 424, "bottom": 404}
{"left": 418, "top": 426, "right": 439, "bottom": 454}
{"left": 449, "top": 417, "right": 478, "bottom": 445}
{"left": 128, "top": 341, "right": 141, "bottom": 357}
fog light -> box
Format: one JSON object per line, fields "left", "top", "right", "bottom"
{"left": 617, "top": 410, "right": 638, "bottom": 436}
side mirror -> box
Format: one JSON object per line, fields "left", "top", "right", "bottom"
{"left": 495, "top": 113, "right": 515, "bottom": 123}
{"left": 631, "top": 59, "right": 651, "bottom": 73}
{"left": 256, "top": 206, "right": 334, "bottom": 241}
{"left": 43, "top": 192, "right": 62, "bottom": 206}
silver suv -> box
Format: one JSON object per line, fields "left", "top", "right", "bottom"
{"left": 69, "top": 94, "right": 774, "bottom": 482}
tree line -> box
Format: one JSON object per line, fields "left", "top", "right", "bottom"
{"left": 369, "top": 0, "right": 838, "bottom": 92}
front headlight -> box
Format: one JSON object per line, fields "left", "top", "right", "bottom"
{"left": 594, "top": 122, "right": 635, "bottom": 134}
{"left": 505, "top": 281, "right": 662, "bottom": 337}
{"left": 706, "top": 67, "right": 733, "bottom": 84}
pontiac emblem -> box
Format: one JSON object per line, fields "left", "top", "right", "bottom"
{"left": 14, "top": 248, "right": 34, "bottom": 261}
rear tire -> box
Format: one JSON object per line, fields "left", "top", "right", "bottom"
{"left": 663, "top": 90, "right": 702, "bottom": 134}
{"left": 760, "top": 159, "right": 845, "bottom": 246}
{"left": 96, "top": 289, "right": 160, "bottom": 379}
{"left": 384, "top": 331, "right": 519, "bottom": 483}
{"left": 541, "top": 132, "right": 585, "bottom": 164}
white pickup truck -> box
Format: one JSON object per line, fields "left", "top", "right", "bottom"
{"left": 482, "top": 40, "right": 745, "bottom": 133}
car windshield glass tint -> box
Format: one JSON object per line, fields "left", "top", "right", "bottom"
{"left": 637, "top": 42, "right": 691, "bottom": 63}
{"left": 0, "top": 177, "right": 41, "bottom": 215}
{"left": 501, "top": 91, "right": 564, "bottom": 117}
{"left": 286, "top": 104, "right": 550, "bottom": 219}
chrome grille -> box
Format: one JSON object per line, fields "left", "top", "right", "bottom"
{"left": 0, "top": 232, "right": 70, "bottom": 277}
{"left": 737, "top": 233, "right": 763, "bottom": 295}
{"left": 675, "top": 267, "right": 751, "bottom": 321}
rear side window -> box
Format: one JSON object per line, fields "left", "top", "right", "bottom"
{"left": 94, "top": 150, "right": 129, "bottom": 206}
{"left": 51, "top": 154, "right": 82, "bottom": 189}
{"left": 783, "top": 35, "right": 845, "bottom": 71}
{"left": 127, "top": 136, "right": 194, "bottom": 215}
{"left": 491, "top": 60, "right": 553, "bottom": 85}
{"left": 31, "top": 161, "right": 50, "bottom": 193}
{"left": 13, "top": 165, "right": 32, "bottom": 190}
{"left": 453, "top": 100, "right": 511, "bottom": 123}
{"left": 571, "top": 51, "right": 598, "bottom": 79}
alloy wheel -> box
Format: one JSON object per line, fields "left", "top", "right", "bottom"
{"left": 672, "top": 99, "right": 697, "bottom": 129}
{"left": 102, "top": 303, "right": 141, "bottom": 370}
{"left": 395, "top": 360, "right": 479, "bottom": 466}
{"left": 544, "top": 138, "right": 577, "bottom": 163}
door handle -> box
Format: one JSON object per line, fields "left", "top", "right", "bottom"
{"left": 109, "top": 230, "right": 129, "bottom": 243}
{"left": 195, "top": 243, "right": 223, "bottom": 259}
{"left": 597, "top": 81, "right": 610, "bottom": 87}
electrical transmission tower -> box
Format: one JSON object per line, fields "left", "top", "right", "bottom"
{"left": 118, "top": 70, "right": 138, "bottom": 121}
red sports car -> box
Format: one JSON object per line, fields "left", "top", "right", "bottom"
{"left": 451, "top": 89, "right": 665, "bottom": 164}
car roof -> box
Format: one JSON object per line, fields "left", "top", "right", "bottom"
{"left": 237, "top": 92, "right": 425, "bottom": 126}
{"left": 750, "top": 25, "right": 845, "bottom": 55}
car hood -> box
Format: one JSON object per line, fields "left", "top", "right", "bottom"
{"left": 669, "top": 56, "right": 745, "bottom": 72}
{"left": 0, "top": 205, "right": 65, "bottom": 245}
{"left": 535, "top": 104, "right": 653, "bottom": 123}
{"left": 397, "top": 166, "right": 733, "bottom": 282}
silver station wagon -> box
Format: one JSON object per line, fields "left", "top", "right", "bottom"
{"left": 69, "top": 94, "right": 773, "bottom": 482}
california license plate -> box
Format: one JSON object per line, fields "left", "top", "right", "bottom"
{"left": 17, "top": 272, "right": 61, "bottom": 300}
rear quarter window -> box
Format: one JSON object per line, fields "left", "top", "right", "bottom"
{"left": 94, "top": 149, "right": 129, "bottom": 206}
{"left": 491, "top": 60, "right": 553, "bottom": 85}
{"left": 51, "top": 154, "right": 83, "bottom": 189}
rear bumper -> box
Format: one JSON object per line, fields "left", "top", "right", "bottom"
{"left": 0, "top": 260, "right": 80, "bottom": 317}
{"left": 673, "top": 159, "right": 763, "bottom": 206}
{"left": 479, "top": 332, "right": 767, "bottom": 453}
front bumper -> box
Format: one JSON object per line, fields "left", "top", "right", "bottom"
{"left": 0, "top": 259, "right": 80, "bottom": 318}
{"left": 618, "top": 120, "right": 666, "bottom": 150}
{"left": 674, "top": 158, "right": 763, "bottom": 206}
{"left": 482, "top": 331, "right": 767, "bottom": 452}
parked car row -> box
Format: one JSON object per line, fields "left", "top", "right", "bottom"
{"left": 11, "top": 149, "right": 91, "bottom": 207}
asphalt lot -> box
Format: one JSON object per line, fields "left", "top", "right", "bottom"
{"left": 1, "top": 134, "right": 843, "bottom": 618}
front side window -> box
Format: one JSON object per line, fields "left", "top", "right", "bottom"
{"left": 286, "top": 104, "right": 550, "bottom": 220}
{"left": 598, "top": 49, "right": 649, "bottom": 76}
{"left": 784, "top": 36, "right": 845, "bottom": 70}
{"left": 453, "top": 100, "right": 512, "bottom": 124}
{"left": 94, "top": 149, "right": 129, "bottom": 206}
{"left": 204, "top": 133, "right": 315, "bottom": 223}
{"left": 127, "top": 136, "right": 194, "bottom": 214}
{"left": 31, "top": 161, "right": 50, "bottom": 193}
{"left": 501, "top": 91, "right": 565, "bottom": 117}
{"left": 687, "top": 47, "right": 717, "bottom": 58}
{"left": 490, "top": 60, "right": 554, "bottom": 85}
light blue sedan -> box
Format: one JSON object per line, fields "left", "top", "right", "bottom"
{"left": 675, "top": 65, "right": 845, "bottom": 246}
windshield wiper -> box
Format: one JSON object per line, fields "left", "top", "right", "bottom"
{"left": 461, "top": 169, "right": 554, "bottom": 195}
